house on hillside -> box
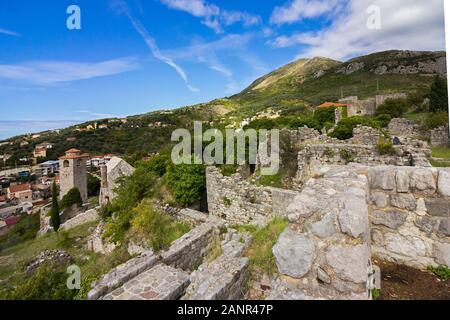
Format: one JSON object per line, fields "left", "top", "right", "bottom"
{"left": 35, "top": 160, "right": 59, "bottom": 176}
{"left": 7, "top": 184, "right": 32, "bottom": 203}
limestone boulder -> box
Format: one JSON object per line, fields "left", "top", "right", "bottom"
{"left": 438, "top": 170, "right": 450, "bottom": 197}
{"left": 438, "top": 218, "right": 450, "bottom": 236}
{"left": 395, "top": 169, "right": 410, "bottom": 193}
{"left": 425, "top": 199, "right": 450, "bottom": 217}
{"left": 338, "top": 188, "right": 369, "bottom": 238}
{"left": 371, "top": 210, "right": 408, "bottom": 229}
{"left": 273, "top": 228, "right": 316, "bottom": 278}
{"left": 369, "top": 167, "right": 396, "bottom": 191}
{"left": 409, "top": 169, "right": 436, "bottom": 194}
{"left": 433, "top": 242, "right": 450, "bottom": 267}
{"left": 311, "top": 212, "right": 337, "bottom": 238}
{"left": 325, "top": 244, "right": 370, "bottom": 284}
{"left": 389, "top": 194, "right": 417, "bottom": 211}
{"left": 385, "top": 233, "right": 427, "bottom": 258}
{"left": 371, "top": 192, "right": 388, "bottom": 208}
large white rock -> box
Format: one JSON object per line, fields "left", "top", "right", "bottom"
{"left": 371, "top": 210, "right": 408, "bottom": 229}
{"left": 395, "top": 169, "right": 410, "bottom": 193}
{"left": 438, "top": 170, "right": 450, "bottom": 197}
{"left": 273, "top": 228, "right": 316, "bottom": 279}
{"left": 409, "top": 169, "right": 436, "bottom": 194}
{"left": 385, "top": 233, "right": 427, "bottom": 258}
{"left": 433, "top": 242, "right": 450, "bottom": 267}
{"left": 338, "top": 188, "right": 369, "bottom": 238}
{"left": 369, "top": 167, "right": 396, "bottom": 191}
{"left": 312, "top": 212, "right": 337, "bottom": 238}
{"left": 326, "top": 244, "right": 370, "bottom": 284}
{"left": 389, "top": 194, "right": 417, "bottom": 211}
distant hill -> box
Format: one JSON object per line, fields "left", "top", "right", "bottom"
{"left": 230, "top": 50, "right": 446, "bottom": 112}
{"left": 0, "top": 50, "right": 446, "bottom": 161}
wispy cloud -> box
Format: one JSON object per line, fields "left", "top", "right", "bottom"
{"left": 112, "top": 0, "right": 198, "bottom": 92}
{"left": 163, "top": 33, "right": 265, "bottom": 94}
{"left": 270, "top": 0, "right": 343, "bottom": 25}
{"left": 0, "top": 27, "right": 21, "bottom": 37}
{"left": 269, "top": 0, "right": 446, "bottom": 61}
{"left": 160, "top": 0, "right": 261, "bottom": 34}
{"left": 76, "top": 110, "right": 125, "bottom": 119}
{"left": 0, "top": 57, "right": 139, "bottom": 85}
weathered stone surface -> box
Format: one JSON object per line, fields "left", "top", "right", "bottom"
{"left": 326, "top": 244, "right": 370, "bottom": 284}
{"left": 317, "top": 267, "right": 331, "bottom": 284}
{"left": 438, "top": 219, "right": 450, "bottom": 236}
{"left": 371, "top": 210, "right": 408, "bottom": 229}
{"left": 415, "top": 198, "right": 427, "bottom": 216}
{"left": 312, "top": 213, "right": 336, "bottom": 238}
{"left": 183, "top": 255, "right": 249, "bottom": 300}
{"left": 410, "top": 169, "right": 436, "bottom": 193}
{"left": 414, "top": 216, "right": 436, "bottom": 234}
{"left": 425, "top": 199, "right": 450, "bottom": 217}
{"left": 103, "top": 264, "right": 190, "bottom": 300}
{"left": 433, "top": 242, "right": 450, "bottom": 267}
{"left": 395, "top": 169, "right": 410, "bottom": 193}
{"left": 389, "top": 194, "right": 417, "bottom": 211}
{"left": 338, "top": 188, "right": 369, "bottom": 238}
{"left": 371, "top": 192, "right": 388, "bottom": 208}
{"left": 370, "top": 168, "right": 396, "bottom": 190}
{"left": 287, "top": 192, "right": 320, "bottom": 222}
{"left": 385, "top": 233, "right": 427, "bottom": 258}
{"left": 273, "top": 228, "right": 316, "bottom": 278}
{"left": 438, "top": 170, "right": 450, "bottom": 197}
{"left": 371, "top": 229, "right": 385, "bottom": 246}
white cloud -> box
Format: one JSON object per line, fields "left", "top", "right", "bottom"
{"left": 270, "top": 0, "right": 342, "bottom": 25}
{"left": 0, "top": 28, "right": 21, "bottom": 37}
{"left": 0, "top": 57, "right": 138, "bottom": 85}
{"left": 76, "top": 110, "right": 125, "bottom": 118}
{"left": 269, "top": 0, "right": 446, "bottom": 61}
{"left": 160, "top": 0, "right": 261, "bottom": 33}
{"left": 112, "top": 0, "right": 198, "bottom": 92}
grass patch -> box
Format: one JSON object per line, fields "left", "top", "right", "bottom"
{"left": 371, "top": 288, "right": 381, "bottom": 300}
{"left": 432, "top": 147, "right": 450, "bottom": 159}
{"left": 257, "top": 172, "right": 284, "bottom": 188}
{"left": 241, "top": 217, "right": 289, "bottom": 275}
{"left": 430, "top": 159, "right": 450, "bottom": 168}
{"left": 428, "top": 265, "right": 450, "bottom": 280}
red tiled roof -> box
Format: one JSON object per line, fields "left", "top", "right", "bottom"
{"left": 318, "top": 102, "right": 347, "bottom": 108}
{"left": 8, "top": 183, "right": 31, "bottom": 193}
{"left": 5, "top": 216, "right": 21, "bottom": 226}
{"left": 66, "top": 148, "right": 81, "bottom": 153}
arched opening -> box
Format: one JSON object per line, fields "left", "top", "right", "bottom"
{"left": 63, "top": 160, "right": 70, "bottom": 168}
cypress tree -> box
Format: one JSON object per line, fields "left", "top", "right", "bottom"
{"left": 50, "top": 181, "right": 60, "bottom": 232}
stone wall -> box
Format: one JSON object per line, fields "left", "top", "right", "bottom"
{"left": 206, "top": 166, "right": 300, "bottom": 224}
{"left": 367, "top": 166, "right": 450, "bottom": 268}
{"left": 388, "top": 118, "right": 416, "bottom": 137}
{"left": 60, "top": 208, "right": 98, "bottom": 231}
{"left": 431, "top": 124, "right": 450, "bottom": 147}
{"left": 271, "top": 166, "right": 374, "bottom": 300}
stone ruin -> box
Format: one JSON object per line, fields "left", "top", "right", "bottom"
{"left": 338, "top": 93, "right": 407, "bottom": 117}
{"left": 83, "top": 122, "right": 448, "bottom": 300}
{"left": 431, "top": 123, "right": 450, "bottom": 147}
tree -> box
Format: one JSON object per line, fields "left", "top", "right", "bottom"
{"left": 87, "top": 174, "right": 100, "bottom": 197}
{"left": 428, "top": 75, "right": 448, "bottom": 113}
{"left": 60, "top": 188, "right": 83, "bottom": 210}
{"left": 375, "top": 98, "right": 409, "bottom": 118}
{"left": 166, "top": 160, "right": 206, "bottom": 206}
{"left": 49, "top": 181, "right": 60, "bottom": 232}
{"left": 313, "top": 107, "right": 336, "bottom": 128}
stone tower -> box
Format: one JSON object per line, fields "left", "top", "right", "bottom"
{"left": 59, "top": 149, "right": 89, "bottom": 203}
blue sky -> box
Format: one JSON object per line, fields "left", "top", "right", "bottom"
{"left": 0, "top": 0, "right": 446, "bottom": 139}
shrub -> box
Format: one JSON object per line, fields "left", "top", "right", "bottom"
{"left": 223, "top": 197, "right": 232, "bottom": 207}
{"left": 375, "top": 98, "right": 409, "bottom": 118}
{"left": 220, "top": 164, "right": 238, "bottom": 177}
{"left": 377, "top": 137, "right": 396, "bottom": 155}
{"left": 314, "top": 107, "right": 336, "bottom": 128}
{"left": 425, "top": 111, "right": 449, "bottom": 130}
{"left": 428, "top": 75, "right": 448, "bottom": 113}
{"left": 166, "top": 160, "right": 206, "bottom": 207}
{"left": 137, "top": 152, "right": 171, "bottom": 177}
{"left": 98, "top": 202, "right": 114, "bottom": 220}
{"left": 131, "top": 201, "right": 190, "bottom": 252}
{"left": 340, "top": 149, "right": 354, "bottom": 163}
{"left": 3, "top": 262, "right": 77, "bottom": 300}
{"left": 60, "top": 188, "right": 83, "bottom": 210}
{"left": 374, "top": 114, "right": 392, "bottom": 128}
{"left": 428, "top": 265, "right": 450, "bottom": 280}
{"left": 330, "top": 116, "right": 380, "bottom": 140}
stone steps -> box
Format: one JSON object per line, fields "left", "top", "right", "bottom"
{"left": 102, "top": 263, "right": 190, "bottom": 300}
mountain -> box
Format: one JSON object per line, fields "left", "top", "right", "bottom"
{"left": 0, "top": 50, "right": 446, "bottom": 160}
{"left": 230, "top": 50, "right": 446, "bottom": 112}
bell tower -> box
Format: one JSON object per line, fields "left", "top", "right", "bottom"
{"left": 59, "top": 149, "right": 89, "bottom": 203}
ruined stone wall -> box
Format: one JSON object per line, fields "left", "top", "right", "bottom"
{"left": 60, "top": 208, "right": 98, "bottom": 231}
{"left": 375, "top": 93, "right": 408, "bottom": 107}
{"left": 366, "top": 166, "right": 450, "bottom": 269}
{"left": 431, "top": 124, "right": 450, "bottom": 147}
{"left": 388, "top": 118, "right": 416, "bottom": 137}
{"left": 206, "top": 167, "right": 300, "bottom": 224}
{"left": 271, "top": 167, "right": 374, "bottom": 300}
